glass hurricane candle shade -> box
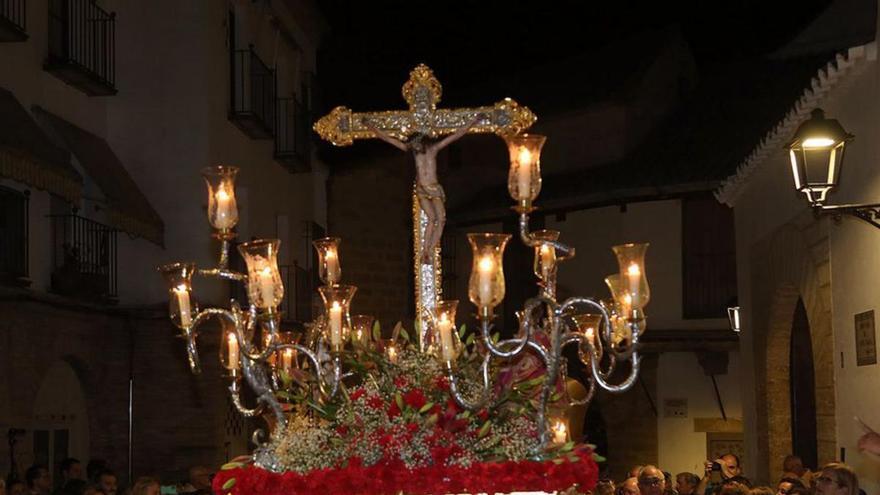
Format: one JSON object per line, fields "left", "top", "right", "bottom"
{"left": 202, "top": 166, "right": 239, "bottom": 231}
{"left": 506, "top": 134, "right": 546, "bottom": 205}
{"left": 238, "top": 239, "right": 285, "bottom": 310}
{"left": 531, "top": 230, "right": 559, "bottom": 282}
{"left": 612, "top": 243, "right": 650, "bottom": 310}
{"left": 467, "top": 233, "right": 511, "bottom": 317}
{"left": 431, "top": 300, "right": 461, "bottom": 364}
{"left": 313, "top": 237, "right": 342, "bottom": 286}
{"left": 159, "top": 262, "right": 198, "bottom": 329}
{"left": 351, "top": 315, "right": 375, "bottom": 347}
{"left": 318, "top": 285, "right": 357, "bottom": 353}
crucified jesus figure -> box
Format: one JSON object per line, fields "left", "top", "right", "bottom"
{"left": 364, "top": 117, "right": 479, "bottom": 264}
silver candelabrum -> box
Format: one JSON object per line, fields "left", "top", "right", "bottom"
{"left": 159, "top": 134, "right": 648, "bottom": 464}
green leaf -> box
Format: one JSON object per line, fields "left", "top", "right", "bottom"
{"left": 458, "top": 324, "right": 467, "bottom": 338}
{"left": 465, "top": 333, "right": 476, "bottom": 346}
{"left": 477, "top": 421, "right": 491, "bottom": 438}
{"left": 220, "top": 462, "right": 243, "bottom": 471}
{"left": 561, "top": 440, "right": 575, "bottom": 452}
{"left": 552, "top": 458, "right": 565, "bottom": 465}
{"left": 425, "top": 413, "right": 439, "bottom": 426}
{"left": 593, "top": 453, "right": 607, "bottom": 463}
{"left": 372, "top": 320, "right": 382, "bottom": 341}
{"left": 418, "top": 402, "right": 434, "bottom": 414}
{"left": 400, "top": 327, "right": 410, "bottom": 342}
{"left": 491, "top": 332, "right": 500, "bottom": 344}
{"left": 550, "top": 392, "right": 563, "bottom": 402}
{"left": 395, "top": 392, "right": 404, "bottom": 410}
{"left": 222, "top": 478, "right": 236, "bottom": 490}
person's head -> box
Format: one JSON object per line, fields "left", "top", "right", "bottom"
{"left": 724, "top": 476, "right": 753, "bottom": 490}
{"left": 748, "top": 488, "right": 775, "bottom": 495}
{"left": 638, "top": 465, "right": 666, "bottom": 495}
{"left": 8, "top": 480, "right": 26, "bottom": 495}
{"left": 629, "top": 466, "right": 644, "bottom": 479}
{"left": 719, "top": 454, "right": 742, "bottom": 479}
{"left": 676, "top": 472, "right": 699, "bottom": 495}
{"left": 25, "top": 465, "right": 50, "bottom": 493}
{"left": 95, "top": 471, "right": 116, "bottom": 495}
{"left": 720, "top": 485, "right": 749, "bottom": 495}
{"left": 60, "top": 459, "right": 83, "bottom": 483}
{"left": 815, "top": 462, "right": 858, "bottom": 495}
{"left": 187, "top": 467, "right": 211, "bottom": 492}
{"left": 596, "top": 479, "right": 616, "bottom": 495}
{"left": 782, "top": 456, "right": 805, "bottom": 477}
{"left": 408, "top": 134, "right": 427, "bottom": 154}
{"left": 85, "top": 462, "right": 106, "bottom": 484}
{"left": 620, "top": 478, "right": 640, "bottom": 495}
{"left": 131, "top": 478, "right": 160, "bottom": 495}
{"left": 776, "top": 477, "right": 805, "bottom": 495}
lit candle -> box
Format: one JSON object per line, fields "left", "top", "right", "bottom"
{"left": 325, "top": 248, "right": 341, "bottom": 284}
{"left": 282, "top": 348, "right": 294, "bottom": 373}
{"left": 438, "top": 312, "right": 455, "bottom": 362}
{"left": 227, "top": 332, "right": 240, "bottom": 370}
{"left": 213, "top": 184, "right": 237, "bottom": 229}
{"left": 552, "top": 420, "right": 567, "bottom": 445}
{"left": 516, "top": 148, "right": 532, "bottom": 200}
{"left": 539, "top": 244, "right": 556, "bottom": 280}
{"left": 584, "top": 325, "right": 595, "bottom": 344}
{"left": 478, "top": 255, "right": 495, "bottom": 306}
{"left": 626, "top": 262, "right": 641, "bottom": 302}
{"left": 386, "top": 344, "right": 398, "bottom": 363}
{"left": 329, "top": 301, "right": 343, "bottom": 348}
{"left": 174, "top": 284, "right": 192, "bottom": 327}
{"left": 259, "top": 264, "right": 276, "bottom": 308}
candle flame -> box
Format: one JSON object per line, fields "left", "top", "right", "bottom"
{"left": 331, "top": 301, "right": 341, "bottom": 310}
{"left": 174, "top": 284, "right": 188, "bottom": 294}
{"left": 623, "top": 294, "right": 633, "bottom": 306}
{"left": 227, "top": 332, "right": 237, "bottom": 345}
{"left": 627, "top": 262, "right": 641, "bottom": 276}
{"left": 283, "top": 348, "right": 294, "bottom": 358}
{"left": 216, "top": 185, "right": 231, "bottom": 201}
{"left": 540, "top": 244, "right": 551, "bottom": 255}
{"left": 325, "top": 248, "right": 337, "bottom": 260}
{"left": 553, "top": 420, "right": 566, "bottom": 434}
{"left": 478, "top": 256, "right": 494, "bottom": 273}
{"left": 261, "top": 265, "right": 272, "bottom": 276}
{"left": 517, "top": 147, "right": 532, "bottom": 166}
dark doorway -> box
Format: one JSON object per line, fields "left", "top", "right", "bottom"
{"left": 790, "top": 298, "right": 818, "bottom": 469}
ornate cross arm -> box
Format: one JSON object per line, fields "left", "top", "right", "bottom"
{"left": 314, "top": 99, "right": 536, "bottom": 146}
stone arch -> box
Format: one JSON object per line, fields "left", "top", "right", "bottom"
{"left": 749, "top": 213, "right": 835, "bottom": 481}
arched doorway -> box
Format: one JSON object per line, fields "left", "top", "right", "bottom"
{"left": 789, "top": 298, "right": 818, "bottom": 469}
{"left": 32, "top": 360, "right": 89, "bottom": 485}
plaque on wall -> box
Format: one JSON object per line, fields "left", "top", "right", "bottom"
{"left": 855, "top": 310, "right": 877, "bottom": 367}
{"left": 664, "top": 398, "right": 688, "bottom": 418}
{"left": 707, "top": 432, "right": 744, "bottom": 465}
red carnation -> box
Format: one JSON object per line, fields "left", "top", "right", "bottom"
{"left": 388, "top": 401, "right": 401, "bottom": 418}
{"left": 403, "top": 389, "right": 427, "bottom": 409}
{"left": 394, "top": 376, "right": 409, "bottom": 388}
{"left": 477, "top": 409, "right": 489, "bottom": 422}
{"left": 434, "top": 376, "right": 450, "bottom": 391}
{"left": 367, "top": 395, "right": 384, "bottom": 409}
{"left": 350, "top": 389, "right": 365, "bottom": 401}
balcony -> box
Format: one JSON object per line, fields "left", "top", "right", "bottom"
{"left": 49, "top": 214, "right": 117, "bottom": 301}
{"left": 274, "top": 97, "right": 311, "bottom": 172}
{"left": 0, "top": 187, "right": 29, "bottom": 286}
{"left": 0, "top": 0, "right": 27, "bottom": 41}
{"left": 44, "top": 0, "right": 116, "bottom": 96}
{"left": 229, "top": 45, "right": 275, "bottom": 139}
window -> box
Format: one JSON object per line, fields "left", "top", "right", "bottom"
{"left": 0, "top": 186, "right": 28, "bottom": 284}
{"left": 681, "top": 195, "right": 737, "bottom": 318}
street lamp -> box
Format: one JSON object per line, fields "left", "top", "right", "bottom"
{"left": 785, "top": 108, "right": 880, "bottom": 228}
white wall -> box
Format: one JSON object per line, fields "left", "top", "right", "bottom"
{"left": 0, "top": 0, "right": 326, "bottom": 307}
{"left": 657, "top": 352, "right": 743, "bottom": 476}
{"left": 730, "top": 35, "right": 880, "bottom": 492}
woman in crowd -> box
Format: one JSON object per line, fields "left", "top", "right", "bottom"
{"left": 814, "top": 462, "right": 858, "bottom": 495}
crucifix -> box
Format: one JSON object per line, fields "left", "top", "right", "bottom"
{"left": 314, "top": 64, "right": 536, "bottom": 346}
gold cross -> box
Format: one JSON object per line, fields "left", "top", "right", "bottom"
{"left": 313, "top": 64, "right": 536, "bottom": 146}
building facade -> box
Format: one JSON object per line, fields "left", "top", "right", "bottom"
{"left": 0, "top": 0, "right": 326, "bottom": 484}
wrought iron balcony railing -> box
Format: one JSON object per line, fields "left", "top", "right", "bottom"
{"left": 49, "top": 214, "right": 118, "bottom": 300}
{"left": 0, "top": 0, "right": 27, "bottom": 41}
{"left": 45, "top": 0, "right": 116, "bottom": 96}
{"left": 229, "top": 45, "right": 276, "bottom": 139}
{"left": 0, "top": 187, "right": 29, "bottom": 285}
{"left": 274, "top": 97, "right": 311, "bottom": 172}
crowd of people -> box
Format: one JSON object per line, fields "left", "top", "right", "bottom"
{"left": 0, "top": 460, "right": 214, "bottom": 495}
{"left": 594, "top": 455, "right": 860, "bottom": 495}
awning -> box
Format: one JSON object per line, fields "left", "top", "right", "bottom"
{"left": 0, "top": 87, "right": 82, "bottom": 203}
{"left": 33, "top": 107, "right": 165, "bottom": 246}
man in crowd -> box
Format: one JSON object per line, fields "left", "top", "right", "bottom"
{"left": 53, "top": 459, "right": 83, "bottom": 495}
{"left": 25, "top": 466, "right": 50, "bottom": 495}
{"left": 638, "top": 465, "right": 667, "bottom": 495}
{"left": 179, "top": 466, "right": 212, "bottom": 494}
{"left": 696, "top": 454, "right": 742, "bottom": 495}
{"left": 95, "top": 470, "right": 116, "bottom": 495}
{"left": 620, "top": 477, "right": 640, "bottom": 495}
{"left": 677, "top": 472, "right": 700, "bottom": 495}
{"left": 781, "top": 455, "right": 813, "bottom": 487}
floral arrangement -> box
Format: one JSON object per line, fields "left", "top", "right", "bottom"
{"left": 213, "top": 326, "right": 601, "bottom": 495}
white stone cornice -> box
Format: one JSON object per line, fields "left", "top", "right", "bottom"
{"left": 715, "top": 42, "right": 876, "bottom": 206}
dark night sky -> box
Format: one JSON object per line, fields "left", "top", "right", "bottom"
{"left": 315, "top": 0, "right": 833, "bottom": 111}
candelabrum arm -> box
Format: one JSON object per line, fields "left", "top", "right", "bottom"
{"left": 229, "top": 378, "right": 265, "bottom": 417}
{"left": 186, "top": 307, "right": 242, "bottom": 375}
{"left": 182, "top": 327, "right": 201, "bottom": 374}
{"left": 479, "top": 296, "right": 554, "bottom": 359}
{"left": 446, "top": 355, "right": 492, "bottom": 410}
{"left": 197, "top": 267, "right": 247, "bottom": 282}
{"left": 274, "top": 343, "right": 343, "bottom": 399}
{"left": 518, "top": 212, "right": 575, "bottom": 259}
